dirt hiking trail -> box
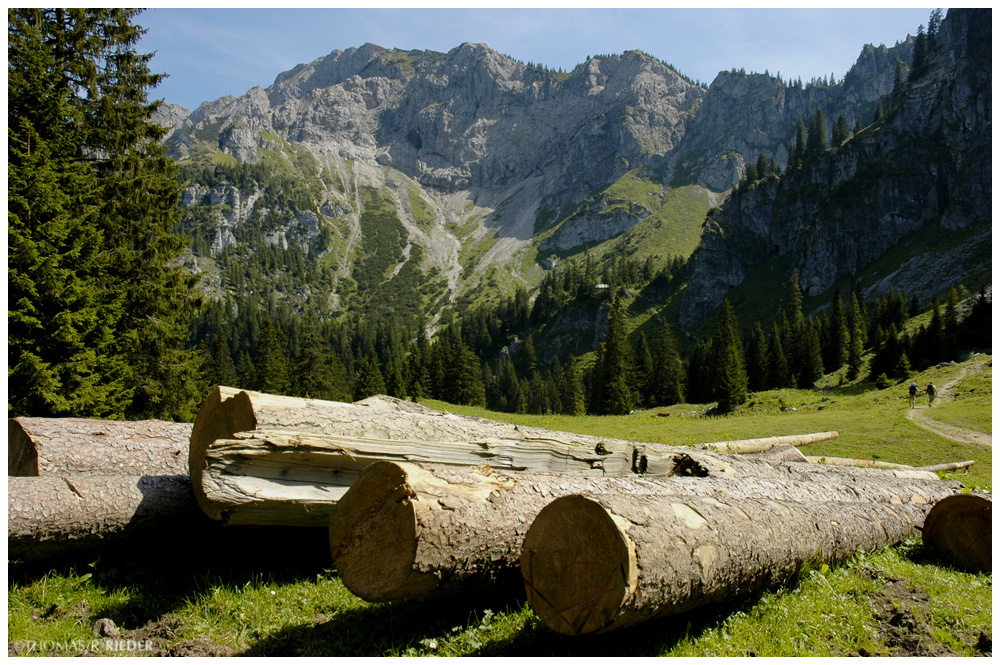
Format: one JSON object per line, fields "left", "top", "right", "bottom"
{"left": 905, "top": 364, "right": 991, "bottom": 448}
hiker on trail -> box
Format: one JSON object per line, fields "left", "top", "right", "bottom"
{"left": 926, "top": 381, "right": 936, "bottom": 407}
{"left": 908, "top": 382, "right": 918, "bottom": 409}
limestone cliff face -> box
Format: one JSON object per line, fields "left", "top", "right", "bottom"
{"left": 154, "top": 10, "right": 989, "bottom": 327}
{"left": 679, "top": 8, "right": 991, "bottom": 326}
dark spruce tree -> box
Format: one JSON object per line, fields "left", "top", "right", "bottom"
{"left": 650, "top": 319, "right": 685, "bottom": 406}
{"left": 590, "top": 297, "right": 636, "bottom": 415}
{"left": 353, "top": 348, "right": 387, "bottom": 401}
{"left": 9, "top": 9, "right": 202, "bottom": 419}
{"left": 710, "top": 299, "right": 748, "bottom": 413}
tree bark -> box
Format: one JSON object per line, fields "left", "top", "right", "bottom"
{"left": 329, "top": 460, "right": 957, "bottom": 603}
{"left": 9, "top": 417, "right": 191, "bottom": 476}
{"left": 8, "top": 475, "right": 206, "bottom": 561}
{"left": 922, "top": 493, "right": 991, "bottom": 573}
{"left": 693, "top": 431, "right": 838, "bottom": 454}
{"left": 188, "top": 388, "right": 938, "bottom": 527}
{"left": 520, "top": 493, "right": 930, "bottom": 635}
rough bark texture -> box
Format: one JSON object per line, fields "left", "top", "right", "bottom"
{"left": 329, "top": 460, "right": 957, "bottom": 602}
{"left": 9, "top": 418, "right": 191, "bottom": 476}
{"left": 693, "top": 431, "right": 838, "bottom": 454}
{"left": 521, "top": 493, "right": 930, "bottom": 635}
{"left": 922, "top": 493, "right": 992, "bottom": 573}
{"left": 198, "top": 425, "right": 940, "bottom": 527}
{"left": 8, "top": 475, "right": 206, "bottom": 561}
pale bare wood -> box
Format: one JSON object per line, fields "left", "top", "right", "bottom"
{"left": 521, "top": 493, "right": 930, "bottom": 635}
{"left": 8, "top": 475, "right": 205, "bottom": 561}
{"left": 922, "top": 493, "right": 991, "bottom": 573}
{"left": 805, "top": 456, "right": 915, "bottom": 470}
{"left": 329, "top": 460, "right": 958, "bottom": 603}
{"left": 746, "top": 444, "right": 808, "bottom": 463}
{"left": 917, "top": 460, "right": 976, "bottom": 472}
{"left": 693, "top": 431, "right": 839, "bottom": 454}
{"left": 9, "top": 418, "right": 191, "bottom": 477}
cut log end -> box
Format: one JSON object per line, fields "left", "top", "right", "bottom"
{"left": 922, "top": 493, "right": 992, "bottom": 573}
{"left": 328, "top": 462, "right": 434, "bottom": 602}
{"left": 189, "top": 387, "right": 255, "bottom": 519}
{"left": 520, "top": 495, "right": 634, "bottom": 636}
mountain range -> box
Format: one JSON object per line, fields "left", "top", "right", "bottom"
{"left": 155, "top": 8, "right": 991, "bottom": 346}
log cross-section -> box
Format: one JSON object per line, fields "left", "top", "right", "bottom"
{"left": 520, "top": 493, "right": 931, "bottom": 635}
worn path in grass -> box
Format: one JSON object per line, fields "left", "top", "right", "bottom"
{"left": 905, "top": 364, "right": 991, "bottom": 448}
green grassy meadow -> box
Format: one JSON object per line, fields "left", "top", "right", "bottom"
{"left": 8, "top": 356, "right": 991, "bottom": 656}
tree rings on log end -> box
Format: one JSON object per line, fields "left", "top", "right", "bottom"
{"left": 922, "top": 493, "right": 992, "bottom": 573}
{"left": 328, "top": 462, "right": 435, "bottom": 602}
{"left": 520, "top": 495, "right": 636, "bottom": 635}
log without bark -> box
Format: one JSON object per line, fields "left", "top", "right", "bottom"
{"left": 922, "top": 493, "right": 991, "bottom": 573}
{"left": 520, "top": 493, "right": 930, "bottom": 635}
{"left": 693, "top": 431, "right": 838, "bottom": 454}
{"left": 8, "top": 475, "right": 206, "bottom": 561}
{"left": 917, "top": 460, "right": 976, "bottom": 472}
{"left": 805, "top": 456, "right": 914, "bottom": 470}
{"left": 746, "top": 444, "right": 808, "bottom": 463}
{"left": 9, "top": 418, "right": 191, "bottom": 476}
{"left": 328, "top": 460, "right": 957, "bottom": 602}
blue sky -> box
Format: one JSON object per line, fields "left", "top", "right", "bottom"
{"left": 136, "top": 7, "right": 935, "bottom": 111}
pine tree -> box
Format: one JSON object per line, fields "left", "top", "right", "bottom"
{"left": 8, "top": 9, "right": 203, "bottom": 420}
{"left": 384, "top": 357, "right": 407, "bottom": 399}
{"left": 832, "top": 114, "right": 850, "bottom": 146}
{"left": 745, "top": 323, "right": 770, "bottom": 392}
{"left": 9, "top": 10, "right": 130, "bottom": 417}
{"left": 557, "top": 358, "right": 586, "bottom": 415}
{"left": 710, "top": 300, "right": 748, "bottom": 413}
{"left": 633, "top": 332, "right": 654, "bottom": 407}
{"left": 353, "top": 348, "right": 387, "bottom": 401}
{"left": 911, "top": 24, "right": 928, "bottom": 79}
{"left": 768, "top": 326, "right": 792, "bottom": 389}
{"left": 258, "top": 318, "right": 291, "bottom": 395}
{"left": 805, "top": 109, "right": 829, "bottom": 161}
{"left": 650, "top": 319, "right": 685, "bottom": 406}
{"left": 591, "top": 297, "right": 636, "bottom": 415}
{"left": 927, "top": 9, "right": 943, "bottom": 49}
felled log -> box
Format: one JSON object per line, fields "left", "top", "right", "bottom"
{"left": 8, "top": 475, "right": 205, "bottom": 561}
{"left": 520, "top": 493, "right": 930, "bottom": 635}
{"left": 805, "top": 456, "right": 914, "bottom": 470}
{"left": 9, "top": 417, "right": 191, "bottom": 476}
{"left": 922, "top": 493, "right": 991, "bottom": 573}
{"left": 918, "top": 460, "right": 976, "bottom": 473}
{"left": 693, "top": 431, "right": 838, "bottom": 454}
{"left": 329, "top": 460, "right": 957, "bottom": 602}
{"left": 746, "top": 444, "right": 808, "bottom": 463}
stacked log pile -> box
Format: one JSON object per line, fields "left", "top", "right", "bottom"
{"left": 8, "top": 418, "right": 203, "bottom": 561}
{"left": 8, "top": 386, "right": 990, "bottom": 636}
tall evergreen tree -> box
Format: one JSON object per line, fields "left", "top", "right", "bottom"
{"left": 650, "top": 319, "right": 685, "bottom": 406}
{"left": 353, "top": 347, "right": 387, "bottom": 401}
{"left": 9, "top": 10, "right": 129, "bottom": 417}
{"left": 710, "top": 300, "right": 748, "bottom": 413}
{"left": 832, "top": 114, "right": 850, "bottom": 146}
{"left": 744, "top": 323, "right": 770, "bottom": 393}
{"left": 8, "top": 9, "right": 203, "bottom": 420}
{"left": 258, "top": 318, "right": 291, "bottom": 395}
{"left": 805, "top": 109, "right": 829, "bottom": 161}
{"left": 591, "top": 297, "right": 636, "bottom": 415}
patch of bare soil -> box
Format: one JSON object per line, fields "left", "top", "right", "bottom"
{"left": 855, "top": 571, "right": 990, "bottom": 657}
{"left": 128, "top": 614, "right": 233, "bottom": 657}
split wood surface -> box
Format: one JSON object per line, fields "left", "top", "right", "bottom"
{"left": 520, "top": 493, "right": 930, "bottom": 635}
{"left": 692, "top": 431, "right": 838, "bottom": 454}
{"left": 190, "top": 387, "right": 851, "bottom": 526}
{"left": 921, "top": 493, "right": 992, "bottom": 573}
{"left": 328, "top": 460, "right": 957, "bottom": 603}
{"left": 8, "top": 475, "right": 205, "bottom": 561}
{"left": 9, "top": 417, "right": 191, "bottom": 476}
